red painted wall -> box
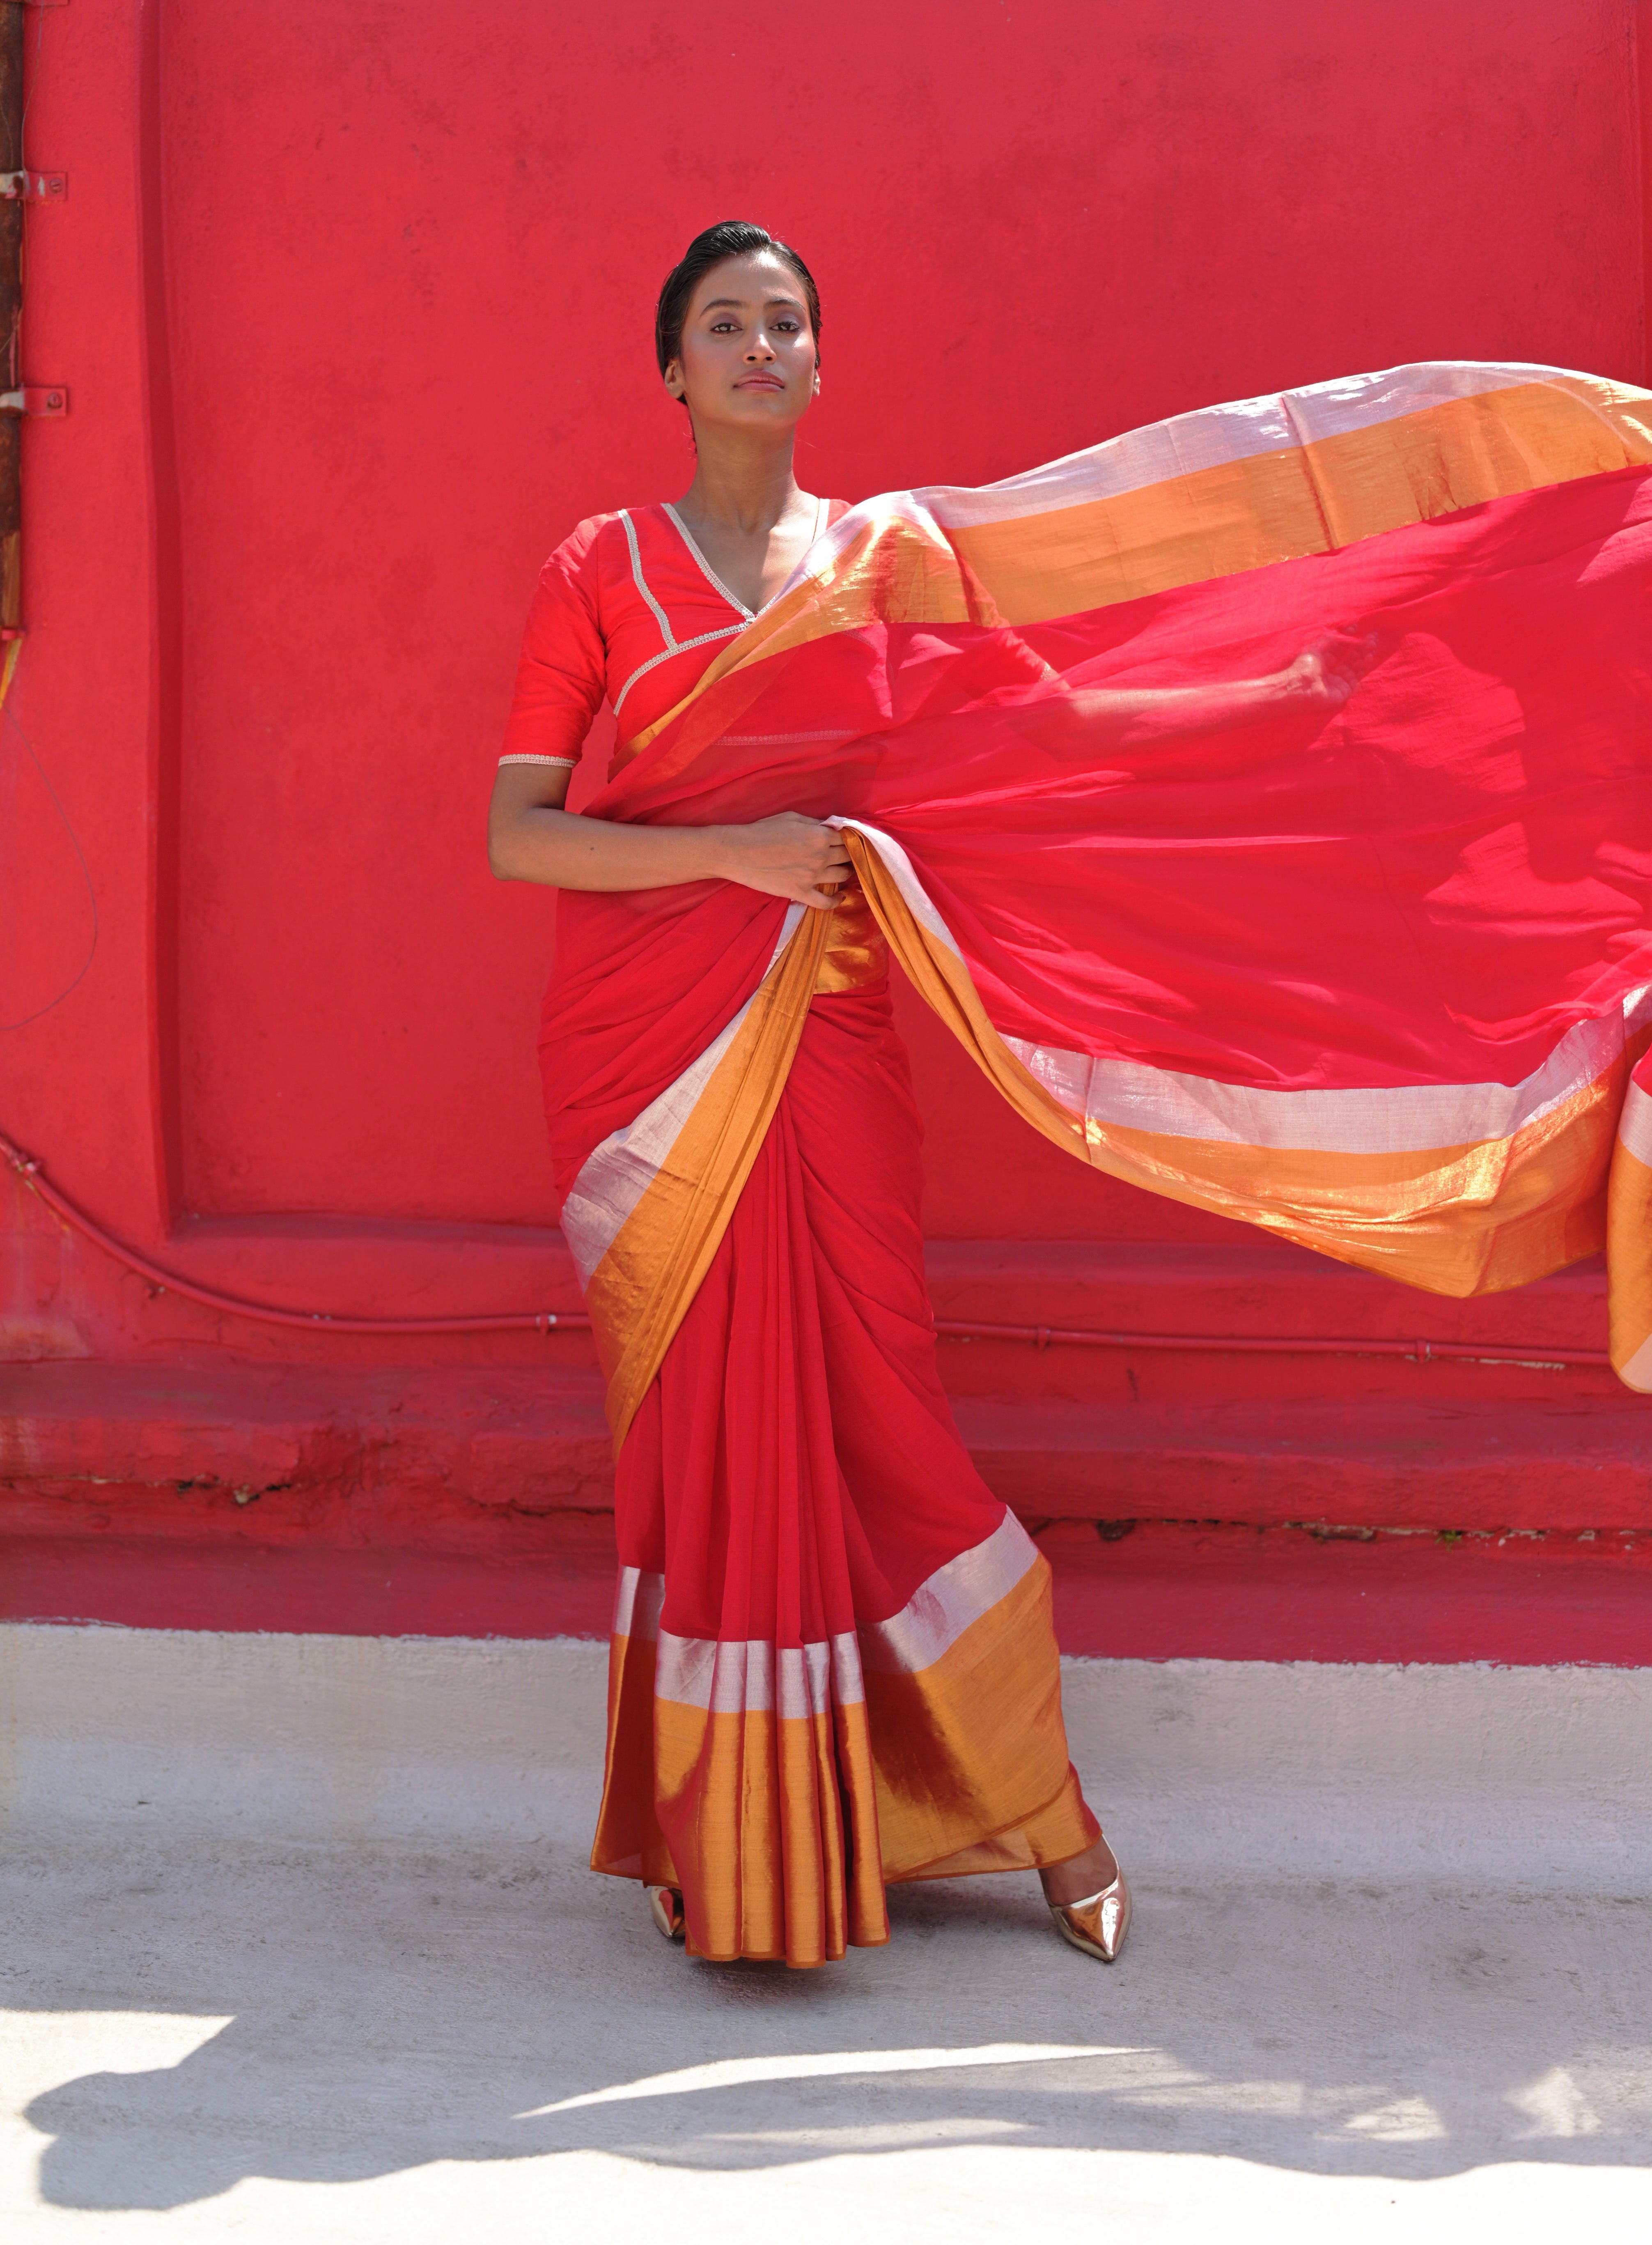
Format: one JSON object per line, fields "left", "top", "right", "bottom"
{"left": 3, "top": 2, "right": 1651, "bottom": 1657}
{"left": 173, "top": 0, "right": 1646, "bottom": 1242}
{"left": 6, "top": 0, "right": 1643, "bottom": 1260}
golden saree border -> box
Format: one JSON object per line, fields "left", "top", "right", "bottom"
{"left": 652, "top": 1698, "right": 886, "bottom": 1965}
{"left": 590, "top": 1515, "right": 1096, "bottom": 1966}
{"left": 1607, "top": 1079, "right": 1652, "bottom": 1388}
{"left": 622, "top": 365, "right": 1652, "bottom": 759}
{"left": 865, "top": 1545, "right": 1095, "bottom": 1882}
{"left": 840, "top": 823, "right": 1650, "bottom": 1301}
{"left": 945, "top": 378, "right": 1652, "bottom": 627}
{"left": 564, "top": 903, "right": 832, "bottom": 1448}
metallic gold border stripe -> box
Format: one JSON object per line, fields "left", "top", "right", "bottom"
{"left": 562, "top": 905, "right": 805, "bottom": 1287}
{"left": 581, "top": 905, "right": 833, "bottom": 1448}
{"left": 1608, "top": 1091, "right": 1652, "bottom": 1387}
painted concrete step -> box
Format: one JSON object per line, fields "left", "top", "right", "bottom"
{"left": 0, "top": 1361, "right": 615, "bottom": 1531}
{"left": 4, "top": 1358, "right": 1650, "bottom": 1538}
{"left": 952, "top": 1394, "right": 1652, "bottom": 1529}
{"left": 4, "top": 1519, "right": 1648, "bottom": 1664}
{"left": 6, "top": 1356, "right": 1648, "bottom": 1658}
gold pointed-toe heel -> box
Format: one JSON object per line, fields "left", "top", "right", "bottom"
{"left": 1050, "top": 1868, "right": 1131, "bottom": 1962}
{"left": 647, "top": 1885, "right": 685, "bottom": 1941}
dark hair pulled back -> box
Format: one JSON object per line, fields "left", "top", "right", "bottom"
{"left": 655, "top": 220, "right": 821, "bottom": 381}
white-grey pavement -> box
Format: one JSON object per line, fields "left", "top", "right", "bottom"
{"left": 3, "top": 1626, "right": 1651, "bottom": 2240}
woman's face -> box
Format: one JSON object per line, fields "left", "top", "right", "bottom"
{"left": 665, "top": 252, "right": 819, "bottom": 437}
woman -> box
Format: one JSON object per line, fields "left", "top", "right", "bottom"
{"left": 489, "top": 221, "right": 1379, "bottom": 1968}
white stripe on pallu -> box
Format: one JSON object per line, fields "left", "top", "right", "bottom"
{"left": 942, "top": 362, "right": 1556, "bottom": 530}
{"left": 1005, "top": 990, "right": 1652, "bottom": 1157}
{"left": 610, "top": 1516, "right": 1042, "bottom": 1716}
{"left": 764, "top": 363, "right": 1627, "bottom": 592}
{"left": 559, "top": 903, "right": 807, "bottom": 1289}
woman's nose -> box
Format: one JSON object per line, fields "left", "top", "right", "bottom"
{"left": 745, "top": 332, "right": 777, "bottom": 361}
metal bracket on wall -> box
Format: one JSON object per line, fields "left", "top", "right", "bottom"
{"left": 0, "top": 386, "right": 65, "bottom": 414}
{"left": 0, "top": 170, "right": 64, "bottom": 200}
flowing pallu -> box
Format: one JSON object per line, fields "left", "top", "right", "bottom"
{"left": 543, "top": 361, "right": 1652, "bottom": 1962}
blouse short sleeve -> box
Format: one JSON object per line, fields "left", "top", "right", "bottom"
{"left": 499, "top": 518, "right": 610, "bottom": 766}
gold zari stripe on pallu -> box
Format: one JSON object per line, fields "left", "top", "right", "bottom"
{"left": 582, "top": 903, "right": 833, "bottom": 1448}
{"left": 945, "top": 379, "right": 1652, "bottom": 625}
{"left": 840, "top": 829, "right": 1639, "bottom": 1299}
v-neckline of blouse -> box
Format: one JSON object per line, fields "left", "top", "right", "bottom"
{"left": 661, "top": 496, "right": 828, "bottom": 625}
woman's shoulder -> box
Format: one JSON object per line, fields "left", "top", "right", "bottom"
{"left": 540, "top": 502, "right": 702, "bottom": 594}
{"left": 540, "top": 508, "right": 633, "bottom": 581}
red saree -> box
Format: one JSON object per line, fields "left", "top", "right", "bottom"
{"left": 519, "top": 364, "right": 1652, "bottom": 1965}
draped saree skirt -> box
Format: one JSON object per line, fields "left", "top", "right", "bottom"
{"left": 589, "top": 903, "right": 1097, "bottom": 1967}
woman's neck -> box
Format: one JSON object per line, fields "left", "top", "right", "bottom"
{"left": 675, "top": 425, "right": 809, "bottom": 535}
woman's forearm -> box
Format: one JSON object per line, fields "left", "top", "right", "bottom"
{"left": 1069, "top": 673, "right": 1293, "bottom": 745}
{"left": 489, "top": 802, "right": 734, "bottom": 889}
{"left": 487, "top": 786, "right": 854, "bottom": 908}
{"left": 1065, "top": 633, "right": 1379, "bottom": 748}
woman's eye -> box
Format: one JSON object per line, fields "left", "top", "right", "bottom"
{"left": 709, "top": 319, "right": 739, "bottom": 334}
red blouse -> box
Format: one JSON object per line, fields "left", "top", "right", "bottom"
{"left": 501, "top": 499, "right": 849, "bottom": 767}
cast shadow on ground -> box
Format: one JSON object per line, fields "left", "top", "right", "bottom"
{"left": 14, "top": 1838, "right": 1651, "bottom": 2212}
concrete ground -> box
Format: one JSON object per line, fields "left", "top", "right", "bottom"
{"left": 4, "top": 1628, "right": 1650, "bottom": 2240}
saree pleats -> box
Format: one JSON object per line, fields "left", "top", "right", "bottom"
{"left": 589, "top": 974, "right": 1094, "bottom": 1965}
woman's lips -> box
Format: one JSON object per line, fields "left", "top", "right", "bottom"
{"left": 736, "top": 376, "right": 785, "bottom": 391}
